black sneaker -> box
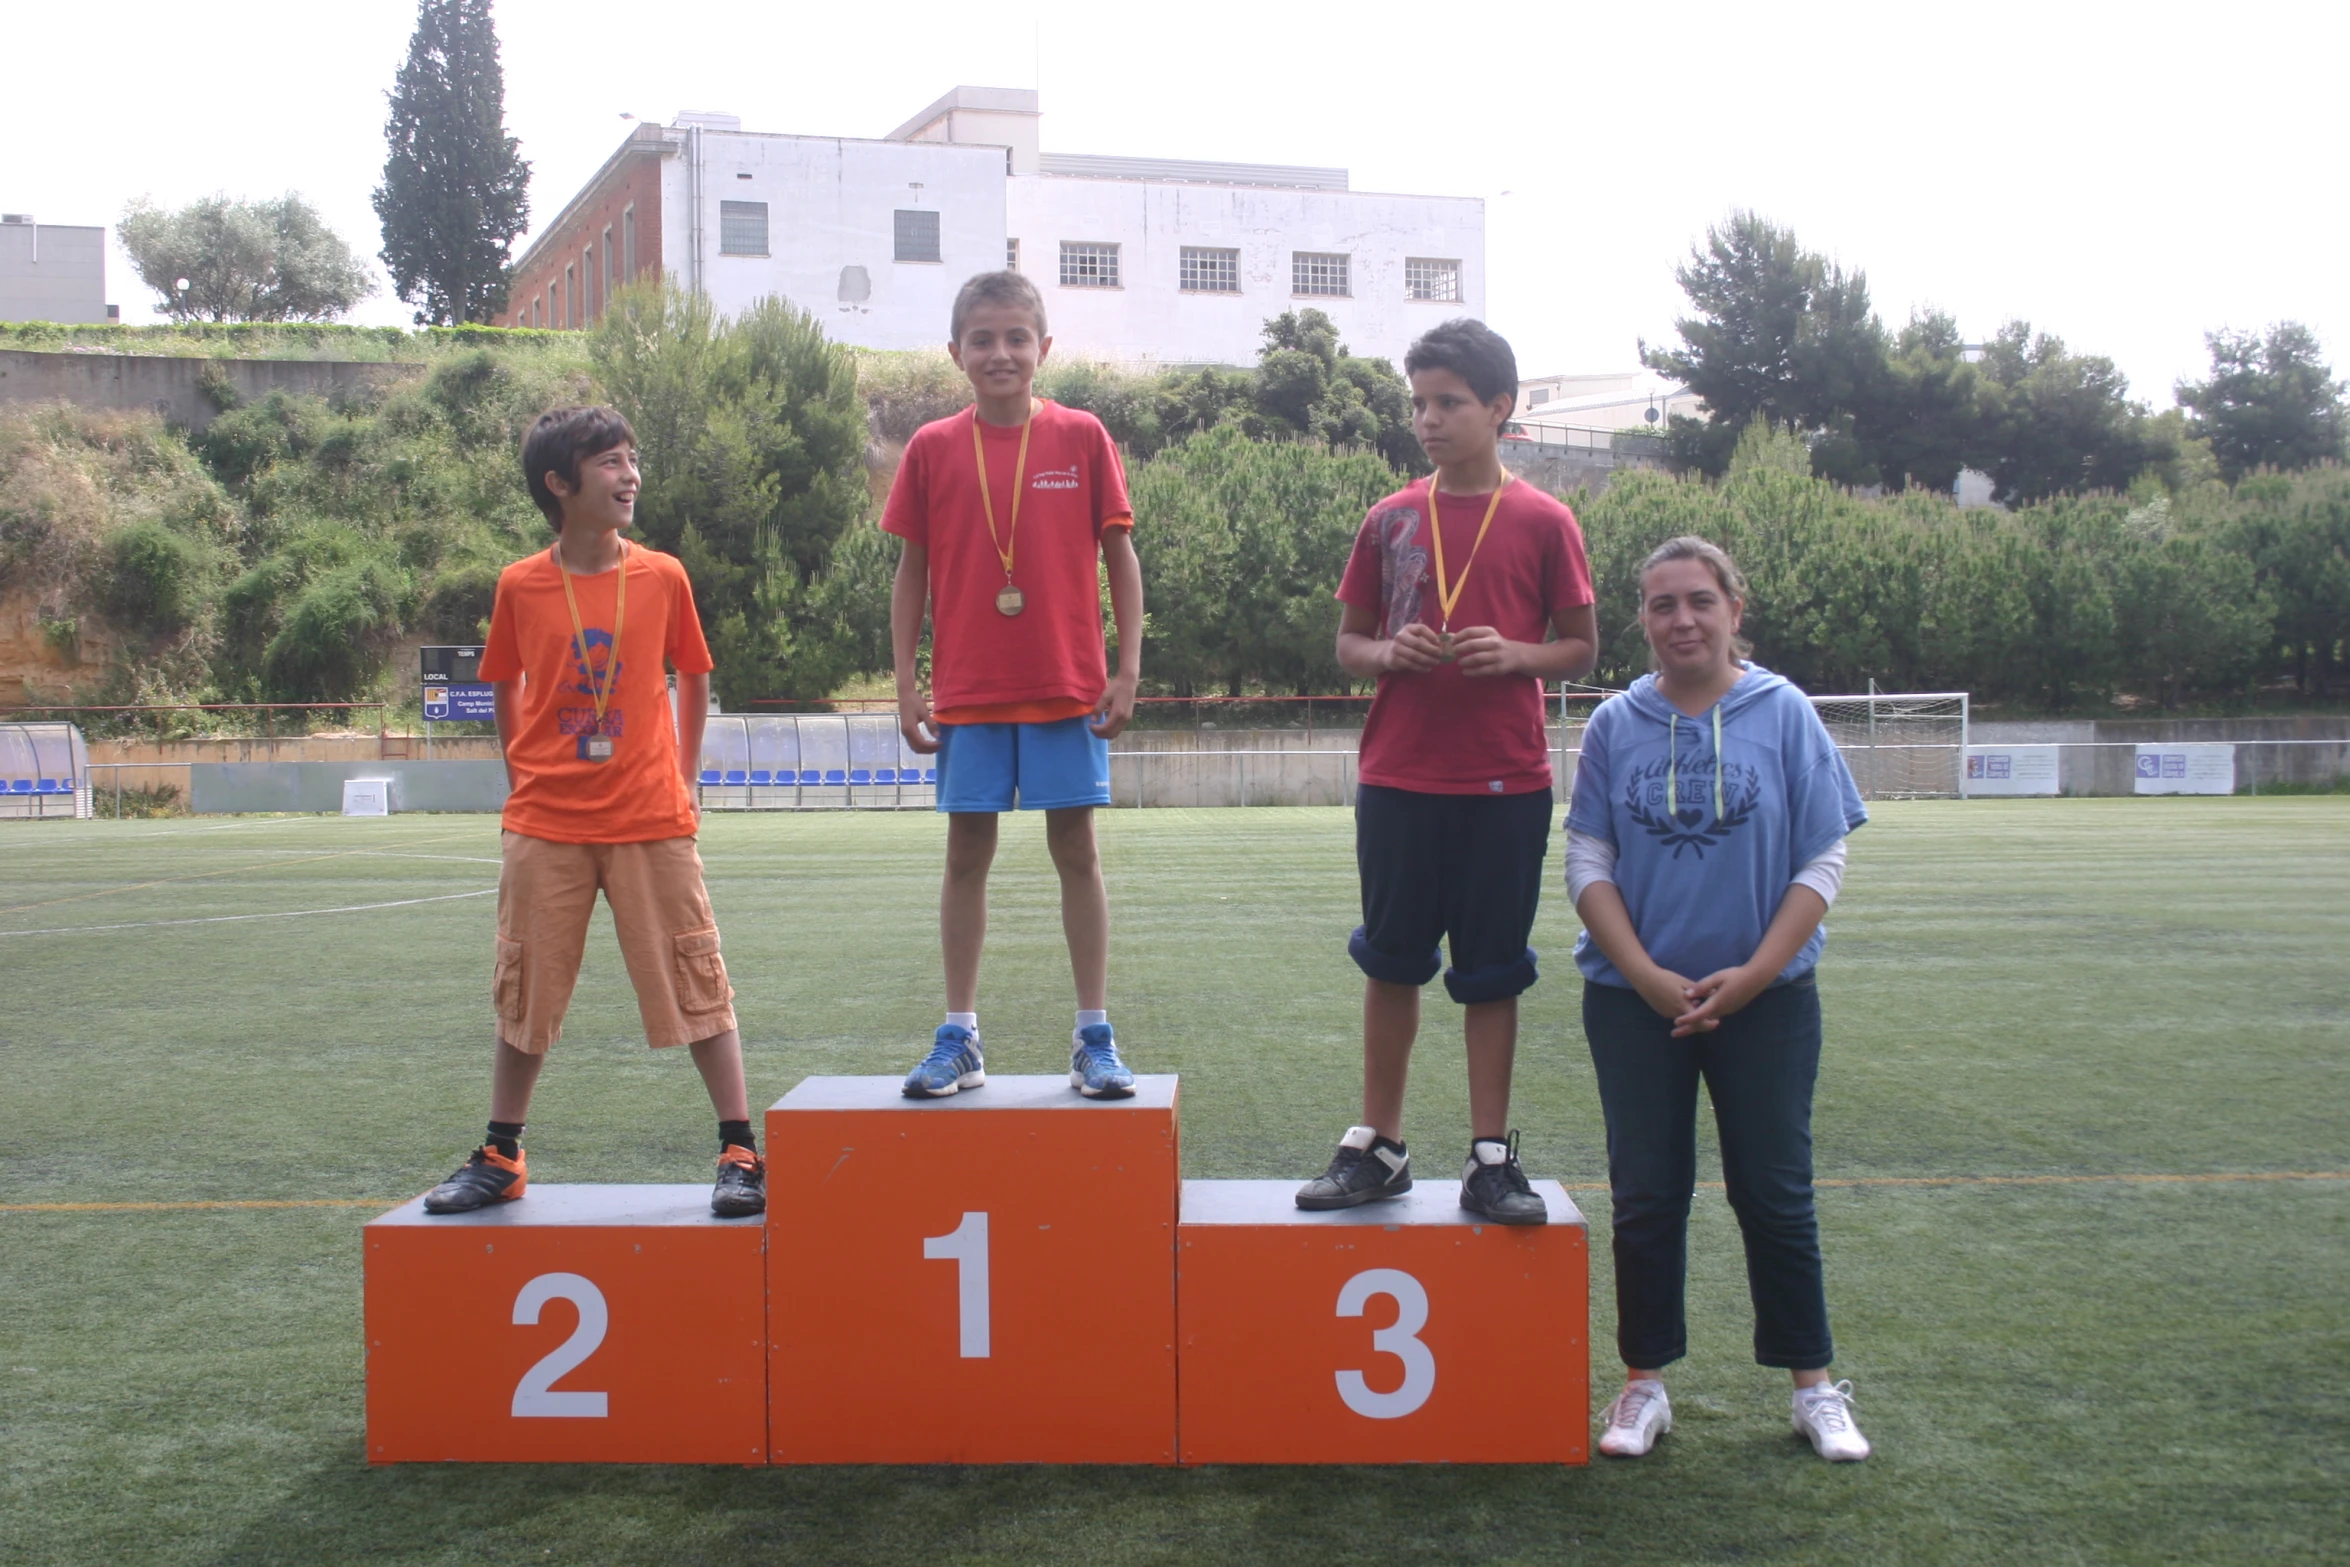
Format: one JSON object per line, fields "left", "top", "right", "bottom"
{"left": 422, "top": 1145, "right": 527, "bottom": 1214}
{"left": 1459, "top": 1131, "right": 1547, "bottom": 1226}
{"left": 711, "top": 1145, "right": 766, "bottom": 1218}
{"left": 1295, "top": 1126, "right": 1413, "bottom": 1210}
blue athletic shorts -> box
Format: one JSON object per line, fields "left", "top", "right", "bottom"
{"left": 935, "top": 716, "right": 1112, "bottom": 813}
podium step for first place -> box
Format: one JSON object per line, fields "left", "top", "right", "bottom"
{"left": 365, "top": 1185, "right": 767, "bottom": 1464}
{"left": 1177, "top": 1179, "right": 1589, "bottom": 1464}
{"left": 766, "top": 1074, "right": 1181, "bottom": 1464}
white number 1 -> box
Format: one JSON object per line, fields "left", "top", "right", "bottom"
{"left": 1335, "top": 1267, "right": 1436, "bottom": 1419}
{"left": 922, "top": 1211, "right": 991, "bottom": 1358}
{"left": 511, "top": 1272, "right": 610, "bottom": 1418}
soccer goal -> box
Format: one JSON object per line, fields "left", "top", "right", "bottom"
{"left": 1806, "top": 691, "right": 1970, "bottom": 800}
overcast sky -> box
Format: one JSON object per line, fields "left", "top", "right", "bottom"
{"left": 9, "top": 0, "right": 2342, "bottom": 407}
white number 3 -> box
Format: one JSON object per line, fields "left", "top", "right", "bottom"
{"left": 511, "top": 1272, "right": 610, "bottom": 1418}
{"left": 1334, "top": 1268, "right": 1436, "bottom": 1419}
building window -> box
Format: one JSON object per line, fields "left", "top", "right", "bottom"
{"left": 1179, "top": 246, "right": 1240, "bottom": 294}
{"left": 1006, "top": 238, "right": 1020, "bottom": 272}
{"left": 894, "top": 209, "right": 941, "bottom": 264}
{"left": 1405, "top": 257, "right": 1460, "bottom": 302}
{"left": 1528, "top": 387, "right": 1549, "bottom": 405}
{"left": 563, "top": 265, "right": 575, "bottom": 328}
{"left": 622, "top": 206, "right": 636, "bottom": 283}
{"left": 1292, "top": 252, "right": 1350, "bottom": 297}
{"left": 582, "top": 248, "right": 595, "bottom": 320}
{"left": 719, "top": 200, "right": 768, "bottom": 256}
{"left": 1059, "top": 241, "right": 1120, "bottom": 288}
{"left": 603, "top": 227, "right": 615, "bottom": 303}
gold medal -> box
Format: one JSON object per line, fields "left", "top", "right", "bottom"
{"left": 1439, "top": 631, "right": 1456, "bottom": 662}
{"left": 973, "top": 403, "right": 1037, "bottom": 621}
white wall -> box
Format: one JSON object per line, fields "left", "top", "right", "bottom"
{"left": 666, "top": 132, "right": 1007, "bottom": 351}
{"left": 0, "top": 223, "right": 107, "bottom": 324}
{"left": 1008, "top": 179, "right": 1483, "bottom": 367}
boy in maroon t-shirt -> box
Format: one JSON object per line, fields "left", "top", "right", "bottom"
{"left": 1295, "top": 318, "right": 1597, "bottom": 1224}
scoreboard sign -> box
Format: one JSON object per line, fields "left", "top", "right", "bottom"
{"left": 421, "top": 645, "right": 495, "bottom": 722}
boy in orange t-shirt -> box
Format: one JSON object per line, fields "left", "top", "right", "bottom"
{"left": 884, "top": 271, "right": 1145, "bottom": 1099}
{"left": 421, "top": 405, "right": 764, "bottom": 1219}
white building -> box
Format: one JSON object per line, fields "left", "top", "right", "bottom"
{"left": 1514, "top": 370, "right": 1703, "bottom": 433}
{"left": 499, "top": 88, "right": 1484, "bottom": 369}
{"left": 0, "top": 215, "right": 113, "bottom": 325}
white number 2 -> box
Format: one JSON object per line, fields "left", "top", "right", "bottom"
{"left": 1334, "top": 1267, "right": 1436, "bottom": 1420}
{"left": 922, "top": 1211, "right": 991, "bottom": 1358}
{"left": 511, "top": 1272, "right": 610, "bottom": 1418}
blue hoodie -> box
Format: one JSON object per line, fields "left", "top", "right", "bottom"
{"left": 1567, "top": 665, "right": 1867, "bottom": 989}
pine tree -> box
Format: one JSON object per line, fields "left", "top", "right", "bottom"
{"left": 373, "top": 0, "right": 530, "bottom": 326}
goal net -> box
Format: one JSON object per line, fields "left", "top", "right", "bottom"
{"left": 1806, "top": 692, "right": 1969, "bottom": 799}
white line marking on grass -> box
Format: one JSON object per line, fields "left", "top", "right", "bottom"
{"left": 0, "top": 887, "right": 495, "bottom": 938}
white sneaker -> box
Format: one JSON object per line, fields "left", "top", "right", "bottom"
{"left": 1597, "top": 1379, "right": 1671, "bottom": 1457}
{"left": 1792, "top": 1379, "right": 1871, "bottom": 1461}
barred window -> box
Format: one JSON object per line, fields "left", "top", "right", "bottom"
{"left": 719, "top": 200, "right": 768, "bottom": 256}
{"left": 1006, "top": 238, "right": 1020, "bottom": 272}
{"left": 1292, "top": 251, "right": 1350, "bottom": 297}
{"left": 894, "top": 208, "right": 941, "bottom": 263}
{"left": 622, "top": 206, "right": 637, "bottom": 283}
{"left": 1059, "top": 241, "right": 1120, "bottom": 288}
{"left": 1179, "top": 246, "right": 1240, "bottom": 293}
{"left": 1406, "top": 257, "right": 1460, "bottom": 302}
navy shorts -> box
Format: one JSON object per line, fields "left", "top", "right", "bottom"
{"left": 935, "top": 716, "right": 1112, "bottom": 813}
{"left": 1350, "top": 783, "right": 1553, "bottom": 1005}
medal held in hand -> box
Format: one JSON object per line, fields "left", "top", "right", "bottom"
{"left": 1426, "top": 473, "right": 1511, "bottom": 663}
{"left": 555, "top": 538, "right": 626, "bottom": 762}
{"left": 973, "top": 404, "right": 1036, "bottom": 616}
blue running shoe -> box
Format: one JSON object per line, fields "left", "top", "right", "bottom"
{"left": 1069, "top": 1022, "right": 1135, "bottom": 1099}
{"left": 903, "top": 1024, "right": 985, "bottom": 1098}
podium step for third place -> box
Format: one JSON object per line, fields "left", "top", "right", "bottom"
{"left": 1175, "top": 1179, "right": 1589, "bottom": 1464}
{"left": 365, "top": 1184, "right": 767, "bottom": 1464}
{"left": 766, "top": 1074, "right": 1180, "bottom": 1464}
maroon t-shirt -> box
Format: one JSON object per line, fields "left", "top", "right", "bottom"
{"left": 1336, "top": 478, "right": 1593, "bottom": 796}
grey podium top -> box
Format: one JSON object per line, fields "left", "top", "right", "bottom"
{"left": 1180, "top": 1179, "right": 1586, "bottom": 1229}
{"left": 368, "top": 1184, "right": 758, "bottom": 1228}
{"left": 771, "top": 1074, "right": 1179, "bottom": 1114}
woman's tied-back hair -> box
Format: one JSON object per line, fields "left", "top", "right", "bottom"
{"left": 1402, "top": 318, "right": 1519, "bottom": 413}
{"left": 951, "top": 270, "right": 1048, "bottom": 344}
{"left": 523, "top": 405, "right": 636, "bottom": 527}
{"left": 1639, "top": 535, "right": 1753, "bottom": 661}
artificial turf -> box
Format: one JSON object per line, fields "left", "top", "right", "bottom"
{"left": 1, "top": 800, "right": 2344, "bottom": 1565}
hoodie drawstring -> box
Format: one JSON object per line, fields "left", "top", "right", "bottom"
{"left": 1665, "top": 707, "right": 1726, "bottom": 822}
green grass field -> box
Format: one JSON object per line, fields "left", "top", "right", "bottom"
{"left": 3, "top": 801, "right": 2345, "bottom": 1566}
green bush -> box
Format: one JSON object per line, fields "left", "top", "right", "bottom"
{"left": 261, "top": 558, "right": 413, "bottom": 701}
{"left": 97, "top": 521, "right": 205, "bottom": 633}
{"left": 418, "top": 560, "right": 501, "bottom": 642}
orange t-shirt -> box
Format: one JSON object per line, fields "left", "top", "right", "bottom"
{"left": 880, "top": 401, "right": 1132, "bottom": 724}
{"left": 479, "top": 540, "right": 713, "bottom": 844}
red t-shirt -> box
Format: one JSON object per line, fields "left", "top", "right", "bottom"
{"left": 880, "top": 401, "right": 1133, "bottom": 721}
{"left": 1336, "top": 479, "right": 1594, "bottom": 796}
{"left": 479, "top": 541, "right": 714, "bottom": 843}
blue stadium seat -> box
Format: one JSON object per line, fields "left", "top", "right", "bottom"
{"left": 723, "top": 770, "right": 747, "bottom": 785}
{"left": 749, "top": 769, "right": 773, "bottom": 785}
{"left": 922, "top": 768, "right": 939, "bottom": 784}
{"left": 798, "top": 769, "right": 821, "bottom": 785}
{"left": 6, "top": 780, "right": 29, "bottom": 794}
{"left": 823, "top": 769, "right": 847, "bottom": 785}
{"left": 849, "top": 768, "right": 872, "bottom": 785}
{"left": 873, "top": 768, "right": 897, "bottom": 783}
{"left": 34, "top": 779, "right": 60, "bottom": 793}
{"left": 698, "top": 769, "right": 721, "bottom": 785}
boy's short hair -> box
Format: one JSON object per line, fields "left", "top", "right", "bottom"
{"left": 522, "top": 405, "right": 635, "bottom": 526}
{"left": 1404, "top": 319, "right": 1519, "bottom": 414}
{"left": 950, "top": 271, "right": 1048, "bottom": 344}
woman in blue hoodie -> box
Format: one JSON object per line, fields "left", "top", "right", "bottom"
{"left": 1566, "top": 536, "right": 1873, "bottom": 1463}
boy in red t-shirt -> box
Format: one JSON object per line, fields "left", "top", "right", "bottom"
{"left": 421, "top": 405, "right": 764, "bottom": 1219}
{"left": 883, "top": 271, "right": 1145, "bottom": 1099}
{"left": 1294, "top": 319, "right": 1598, "bottom": 1224}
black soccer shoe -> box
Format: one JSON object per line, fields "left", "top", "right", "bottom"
{"left": 422, "top": 1144, "right": 527, "bottom": 1214}
{"left": 711, "top": 1145, "right": 767, "bottom": 1218}
{"left": 1295, "top": 1127, "right": 1413, "bottom": 1210}
{"left": 1459, "top": 1131, "right": 1547, "bottom": 1226}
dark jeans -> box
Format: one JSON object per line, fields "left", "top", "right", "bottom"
{"left": 1583, "top": 976, "right": 1833, "bottom": 1371}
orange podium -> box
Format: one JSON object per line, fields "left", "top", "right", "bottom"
{"left": 765, "top": 1075, "right": 1179, "bottom": 1464}
{"left": 1175, "top": 1179, "right": 1589, "bottom": 1464}
{"left": 365, "top": 1185, "right": 767, "bottom": 1464}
